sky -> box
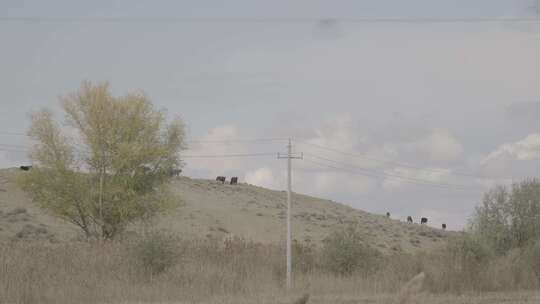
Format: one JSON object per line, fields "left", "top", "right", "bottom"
{"left": 1, "top": 0, "right": 540, "bottom": 230}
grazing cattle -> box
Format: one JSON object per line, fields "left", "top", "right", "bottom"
{"left": 442, "top": 223, "right": 447, "bottom": 230}
{"left": 230, "top": 177, "right": 238, "bottom": 185}
{"left": 216, "top": 176, "right": 226, "bottom": 184}
{"left": 420, "top": 217, "right": 428, "bottom": 225}
{"left": 19, "top": 165, "right": 32, "bottom": 171}
{"left": 170, "top": 168, "right": 182, "bottom": 177}
{"left": 386, "top": 212, "right": 391, "bottom": 218}
{"left": 407, "top": 216, "right": 413, "bottom": 223}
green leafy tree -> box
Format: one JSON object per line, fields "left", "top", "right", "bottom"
{"left": 18, "top": 81, "right": 186, "bottom": 239}
{"left": 471, "top": 179, "right": 540, "bottom": 253}
{"left": 471, "top": 185, "right": 512, "bottom": 254}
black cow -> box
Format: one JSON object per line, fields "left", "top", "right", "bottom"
{"left": 19, "top": 165, "right": 32, "bottom": 171}
{"left": 386, "top": 212, "right": 391, "bottom": 218}
{"left": 216, "top": 176, "right": 226, "bottom": 184}
{"left": 230, "top": 177, "right": 238, "bottom": 185}
{"left": 170, "top": 168, "right": 182, "bottom": 177}
{"left": 421, "top": 217, "right": 428, "bottom": 225}
{"left": 442, "top": 223, "right": 447, "bottom": 230}
{"left": 407, "top": 216, "right": 413, "bottom": 224}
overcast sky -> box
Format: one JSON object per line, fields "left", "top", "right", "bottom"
{"left": 1, "top": 0, "right": 540, "bottom": 230}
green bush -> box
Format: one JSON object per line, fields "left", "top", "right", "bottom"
{"left": 132, "top": 232, "right": 181, "bottom": 278}
{"left": 424, "top": 235, "right": 493, "bottom": 292}
{"left": 471, "top": 179, "right": 540, "bottom": 253}
{"left": 322, "top": 224, "right": 381, "bottom": 276}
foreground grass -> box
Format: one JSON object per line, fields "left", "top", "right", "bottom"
{"left": 2, "top": 236, "right": 540, "bottom": 304}
{"left": 304, "top": 292, "right": 540, "bottom": 304}
{"left": 102, "top": 292, "right": 540, "bottom": 304}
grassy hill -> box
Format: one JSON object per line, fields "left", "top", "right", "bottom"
{"left": 0, "top": 168, "right": 453, "bottom": 253}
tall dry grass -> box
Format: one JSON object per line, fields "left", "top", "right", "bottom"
{"left": 1, "top": 234, "right": 540, "bottom": 304}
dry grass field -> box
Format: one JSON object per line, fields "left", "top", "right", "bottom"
{"left": 193, "top": 292, "right": 540, "bottom": 304}
{"left": 0, "top": 168, "right": 453, "bottom": 253}
{"left": 1, "top": 233, "right": 539, "bottom": 304}
{"left": 2, "top": 168, "right": 539, "bottom": 304}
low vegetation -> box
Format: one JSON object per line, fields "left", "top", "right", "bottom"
{"left": 3, "top": 180, "right": 540, "bottom": 303}
{"left": 2, "top": 225, "right": 540, "bottom": 303}
{"left": 321, "top": 224, "right": 381, "bottom": 276}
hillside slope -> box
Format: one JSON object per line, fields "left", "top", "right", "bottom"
{"left": 0, "top": 168, "right": 453, "bottom": 253}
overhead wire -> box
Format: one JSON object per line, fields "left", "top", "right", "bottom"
{"left": 186, "top": 138, "right": 288, "bottom": 144}
{"left": 1, "top": 16, "right": 540, "bottom": 24}
{"left": 303, "top": 156, "right": 477, "bottom": 191}
{"left": 0, "top": 146, "right": 279, "bottom": 159}
{"left": 296, "top": 140, "right": 487, "bottom": 179}
{"left": 0, "top": 133, "right": 492, "bottom": 189}
{"left": 0, "top": 132, "right": 288, "bottom": 144}
{"left": 182, "top": 152, "right": 277, "bottom": 158}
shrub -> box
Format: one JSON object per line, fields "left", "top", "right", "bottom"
{"left": 471, "top": 179, "right": 540, "bottom": 253}
{"left": 321, "top": 224, "right": 381, "bottom": 276}
{"left": 424, "top": 235, "right": 493, "bottom": 292}
{"left": 375, "top": 252, "right": 424, "bottom": 291}
{"left": 132, "top": 232, "right": 181, "bottom": 278}
{"left": 482, "top": 248, "right": 538, "bottom": 291}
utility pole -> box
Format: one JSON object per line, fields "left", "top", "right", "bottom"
{"left": 278, "top": 138, "right": 302, "bottom": 290}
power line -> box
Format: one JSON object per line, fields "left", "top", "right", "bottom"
{"left": 186, "top": 138, "right": 288, "bottom": 144}
{"left": 305, "top": 153, "right": 472, "bottom": 188}
{"left": 297, "top": 140, "right": 487, "bottom": 179}
{"left": 0, "top": 137, "right": 480, "bottom": 191}
{"left": 0, "top": 143, "right": 278, "bottom": 158}
{"left": 0, "top": 148, "right": 278, "bottom": 160}
{"left": 303, "top": 154, "right": 477, "bottom": 191}
{"left": 1, "top": 16, "right": 540, "bottom": 24}
{"left": 305, "top": 158, "right": 475, "bottom": 191}
{"left": 0, "top": 133, "right": 287, "bottom": 144}
{"left": 0, "top": 148, "right": 28, "bottom": 153}
{"left": 182, "top": 152, "right": 277, "bottom": 158}
{"left": 0, "top": 144, "right": 29, "bottom": 149}
{"left": 0, "top": 143, "right": 30, "bottom": 153}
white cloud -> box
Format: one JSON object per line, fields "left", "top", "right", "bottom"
{"left": 409, "top": 129, "right": 464, "bottom": 164}
{"left": 0, "top": 152, "right": 11, "bottom": 168}
{"left": 479, "top": 133, "right": 540, "bottom": 179}
{"left": 0, "top": 149, "right": 30, "bottom": 169}
{"left": 309, "top": 115, "right": 363, "bottom": 151}
{"left": 183, "top": 125, "right": 252, "bottom": 177}
{"left": 483, "top": 133, "right": 540, "bottom": 162}
{"left": 244, "top": 167, "right": 282, "bottom": 190}
{"left": 303, "top": 170, "right": 375, "bottom": 197}
{"left": 302, "top": 115, "right": 382, "bottom": 169}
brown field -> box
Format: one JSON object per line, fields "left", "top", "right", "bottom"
{"left": 1, "top": 239, "right": 539, "bottom": 304}
{"left": 198, "top": 293, "right": 540, "bottom": 304}
{"left": 2, "top": 168, "right": 539, "bottom": 304}
{"left": 0, "top": 168, "right": 453, "bottom": 253}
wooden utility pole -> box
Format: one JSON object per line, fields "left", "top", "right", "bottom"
{"left": 278, "top": 138, "right": 302, "bottom": 289}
